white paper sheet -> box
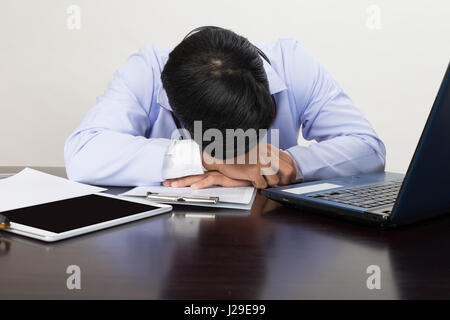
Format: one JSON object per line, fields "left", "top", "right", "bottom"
{"left": 121, "top": 185, "right": 255, "bottom": 204}
{"left": 283, "top": 183, "right": 343, "bottom": 195}
{"left": 0, "top": 168, "right": 106, "bottom": 213}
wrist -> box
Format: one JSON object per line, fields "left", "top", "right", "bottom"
{"left": 201, "top": 150, "right": 218, "bottom": 171}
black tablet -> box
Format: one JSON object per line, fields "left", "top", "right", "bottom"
{"left": 1, "top": 193, "right": 172, "bottom": 242}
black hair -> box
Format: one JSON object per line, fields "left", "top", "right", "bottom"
{"left": 161, "top": 27, "right": 276, "bottom": 159}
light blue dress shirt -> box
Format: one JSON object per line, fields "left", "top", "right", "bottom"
{"left": 64, "top": 38, "right": 386, "bottom": 186}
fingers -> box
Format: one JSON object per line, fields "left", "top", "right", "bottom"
{"left": 279, "top": 150, "right": 298, "bottom": 184}
{"left": 191, "top": 173, "right": 252, "bottom": 189}
{"left": 211, "top": 165, "right": 268, "bottom": 189}
{"left": 258, "top": 147, "right": 282, "bottom": 187}
{"left": 262, "top": 147, "right": 297, "bottom": 185}
{"left": 163, "top": 174, "right": 206, "bottom": 188}
{"left": 164, "top": 171, "right": 252, "bottom": 189}
{"left": 275, "top": 158, "right": 296, "bottom": 185}
{"left": 190, "top": 176, "right": 216, "bottom": 189}
{"left": 261, "top": 166, "right": 280, "bottom": 187}
{"left": 251, "top": 173, "right": 268, "bottom": 189}
{"left": 263, "top": 174, "right": 280, "bottom": 187}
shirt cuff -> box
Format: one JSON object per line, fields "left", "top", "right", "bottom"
{"left": 162, "top": 139, "right": 204, "bottom": 180}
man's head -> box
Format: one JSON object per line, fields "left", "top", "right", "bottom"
{"left": 161, "top": 27, "right": 276, "bottom": 159}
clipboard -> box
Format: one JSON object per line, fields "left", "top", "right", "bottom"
{"left": 121, "top": 186, "right": 257, "bottom": 211}
{"left": 146, "top": 192, "right": 219, "bottom": 204}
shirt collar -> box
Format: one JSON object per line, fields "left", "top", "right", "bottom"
{"left": 157, "top": 55, "right": 287, "bottom": 112}
{"left": 262, "top": 58, "right": 288, "bottom": 95}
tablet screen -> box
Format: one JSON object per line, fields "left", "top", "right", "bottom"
{"left": 2, "top": 194, "right": 159, "bottom": 233}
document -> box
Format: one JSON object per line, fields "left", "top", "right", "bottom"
{"left": 0, "top": 168, "right": 106, "bottom": 213}
{"left": 121, "top": 185, "right": 255, "bottom": 204}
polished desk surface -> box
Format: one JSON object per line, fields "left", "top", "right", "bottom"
{"left": 1, "top": 166, "right": 450, "bottom": 299}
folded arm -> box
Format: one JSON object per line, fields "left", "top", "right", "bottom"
{"left": 284, "top": 40, "right": 386, "bottom": 181}
{"left": 64, "top": 51, "right": 189, "bottom": 186}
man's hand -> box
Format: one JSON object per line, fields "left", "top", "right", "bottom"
{"left": 163, "top": 171, "right": 252, "bottom": 189}
{"left": 202, "top": 143, "right": 298, "bottom": 189}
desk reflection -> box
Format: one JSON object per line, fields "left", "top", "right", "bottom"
{"left": 159, "top": 195, "right": 277, "bottom": 299}
{"left": 1, "top": 193, "right": 450, "bottom": 299}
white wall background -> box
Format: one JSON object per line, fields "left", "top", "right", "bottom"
{"left": 0, "top": 0, "right": 449, "bottom": 173}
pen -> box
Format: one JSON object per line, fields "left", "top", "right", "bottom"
{"left": 0, "top": 214, "right": 11, "bottom": 229}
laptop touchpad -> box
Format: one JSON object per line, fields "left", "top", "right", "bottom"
{"left": 284, "top": 183, "right": 343, "bottom": 195}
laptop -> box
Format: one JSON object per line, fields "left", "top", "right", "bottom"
{"left": 262, "top": 62, "right": 450, "bottom": 227}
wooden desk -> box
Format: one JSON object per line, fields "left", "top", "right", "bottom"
{"left": 1, "top": 167, "right": 449, "bottom": 299}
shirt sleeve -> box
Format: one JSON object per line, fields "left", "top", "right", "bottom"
{"left": 162, "top": 139, "right": 205, "bottom": 179}
{"left": 284, "top": 40, "right": 386, "bottom": 181}
{"left": 64, "top": 49, "right": 173, "bottom": 186}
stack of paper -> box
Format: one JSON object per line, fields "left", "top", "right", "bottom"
{"left": 0, "top": 168, "right": 106, "bottom": 213}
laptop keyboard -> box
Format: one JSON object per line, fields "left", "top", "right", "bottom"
{"left": 308, "top": 180, "right": 403, "bottom": 209}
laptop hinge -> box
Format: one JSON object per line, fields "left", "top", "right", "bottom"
{"left": 365, "top": 205, "right": 394, "bottom": 220}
